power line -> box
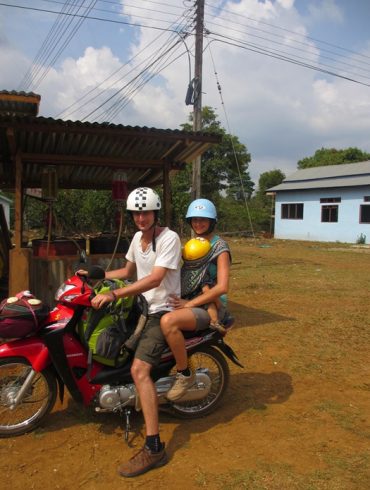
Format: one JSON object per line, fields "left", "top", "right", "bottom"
{"left": 205, "top": 1, "right": 370, "bottom": 63}
{"left": 19, "top": 0, "right": 78, "bottom": 89}
{"left": 101, "top": 51, "right": 187, "bottom": 122}
{"left": 206, "top": 37, "right": 255, "bottom": 239}
{"left": 204, "top": 18, "right": 370, "bottom": 79}
{"left": 207, "top": 31, "right": 370, "bottom": 88}
{"left": 85, "top": 37, "right": 184, "bottom": 122}
{"left": 0, "top": 2, "right": 190, "bottom": 33}
{"left": 57, "top": 4, "right": 194, "bottom": 120}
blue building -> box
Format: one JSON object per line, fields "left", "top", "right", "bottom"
{"left": 268, "top": 161, "right": 370, "bottom": 244}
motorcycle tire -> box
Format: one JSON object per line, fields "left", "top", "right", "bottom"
{"left": 168, "top": 346, "right": 230, "bottom": 419}
{"left": 0, "top": 357, "right": 57, "bottom": 437}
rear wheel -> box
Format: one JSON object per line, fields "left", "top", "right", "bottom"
{"left": 0, "top": 357, "right": 57, "bottom": 437}
{"left": 169, "top": 346, "right": 229, "bottom": 419}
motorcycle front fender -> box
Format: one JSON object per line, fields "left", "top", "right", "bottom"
{"left": 0, "top": 337, "right": 51, "bottom": 372}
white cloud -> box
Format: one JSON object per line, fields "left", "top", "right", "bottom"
{"left": 307, "top": 0, "right": 344, "bottom": 24}
{"left": 277, "top": 0, "right": 296, "bottom": 10}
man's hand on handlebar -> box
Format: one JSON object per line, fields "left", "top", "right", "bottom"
{"left": 76, "top": 269, "right": 88, "bottom": 277}
{"left": 91, "top": 291, "right": 116, "bottom": 309}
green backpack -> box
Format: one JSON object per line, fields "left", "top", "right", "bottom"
{"left": 78, "top": 279, "right": 135, "bottom": 368}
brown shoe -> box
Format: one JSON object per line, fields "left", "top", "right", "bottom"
{"left": 118, "top": 445, "right": 168, "bottom": 478}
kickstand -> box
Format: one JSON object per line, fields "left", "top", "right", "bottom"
{"left": 120, "top": 408, "right": 141, "bottom": 447}
{"left": 122, "top": 408, "right": 132, "bottom": 443}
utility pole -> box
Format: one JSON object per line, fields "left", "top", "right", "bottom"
{"left": 192, "top": 0, "right": 205, "bottom": 200}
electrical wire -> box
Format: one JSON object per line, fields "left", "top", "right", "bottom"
{"left": 19, "top": 1, "right": 99, "bottom": 91}
{"left": 205, "top": 1, "right": 370, "bottom": 63}
{"left": 206, "top": 31, "right": 370, "bottom": 88}
{"left": 101, "top": 44, "right": 189, "bottom": 122}
{"left": 52, "top": 2, "right": 194, "bottom": 119}
{"left": 204, "top": 18, "right": 370, "bottom": 80}
{"left": 0, "top": 2, "right": 189, "bottom": 32}
{"left": 19, "top": 0, "right": 77, "bottom": 90}
{"left": 205, "top": 37, "right": 255, "bottom": 239}
{"left": 90, "top": 40, "right": 186, "bottom": 122}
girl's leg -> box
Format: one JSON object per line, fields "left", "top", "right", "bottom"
{"left": 160, "top": 309, "right": 198, "bottom": 401}
{"left": 160, "top": 309, "right": 197, "bottom": 370}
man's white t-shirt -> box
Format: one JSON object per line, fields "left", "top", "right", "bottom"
{"left": 125, "top": 227, "right": 181, "bottom": 314}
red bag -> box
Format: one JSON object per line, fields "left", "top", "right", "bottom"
{"left": 0, "top": 291, "right": 49, "bottom": 339}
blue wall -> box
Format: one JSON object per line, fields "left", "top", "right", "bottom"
{"left": 274, "top": 186, "right": 370, "bottom": 243}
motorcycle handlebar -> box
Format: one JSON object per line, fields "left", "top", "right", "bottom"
{"left": 87, "top": 266, "right": 106, "bottom": 280}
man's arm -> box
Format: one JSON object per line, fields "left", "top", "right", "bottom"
{"left": 105, "top": 260, "right": 136, "bottom": 281}
{"left": 91, "top": 265, "right": 168, "bottom": 309}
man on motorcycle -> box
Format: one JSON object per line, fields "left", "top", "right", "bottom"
{"left": 89, "top": 187, "right": 182, "bottom": 477}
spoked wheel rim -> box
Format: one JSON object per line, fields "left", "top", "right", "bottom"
{"left": 0, "top": 361, "right": 54, "bottom": 434}
{"left": 171, "top": 347, "right": 229, "bottom": 416}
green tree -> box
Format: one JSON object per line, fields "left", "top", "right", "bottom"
{"left": 171, "top": 106, "right": 253, "bottom": 232}
{"left": 23, "top": 190, "right": 116, "bottom": 237}
{"left": 248, "top": 169, "right": 285, "bottom": 232}
{"left": 297, "top": 147, "right": 370, "bottom": 169}
{"left": 257, "top": 169, "right": 285, "bottom": 195}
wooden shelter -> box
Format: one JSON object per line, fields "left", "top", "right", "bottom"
{"left": 0, "top": 90, "right": 221, "bottom": 300}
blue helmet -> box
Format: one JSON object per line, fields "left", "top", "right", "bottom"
{"left": 186, "top": 198, "right": 217, "bottom": 221}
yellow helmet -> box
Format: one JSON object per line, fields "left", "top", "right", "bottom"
{"left": 182, "top": 237, "right": 211, "bottom": 261}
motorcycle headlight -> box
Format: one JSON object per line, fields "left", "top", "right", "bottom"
{"left": 55, "top": 283, "right": 77, "bottom": 301}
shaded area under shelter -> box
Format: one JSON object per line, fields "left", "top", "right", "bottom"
{"left": 0, "top": 90, "right": 220, "bottom": 303}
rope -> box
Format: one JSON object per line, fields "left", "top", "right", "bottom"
{"left": 206, "top": 38, "right": 256, "bottom": 240}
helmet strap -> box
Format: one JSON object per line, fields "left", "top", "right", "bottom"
{"left": 151, "top": 224, "right": 156, "bottom": 252}
{"left": 150, "top": 211, "right": 159, "bottom": 252}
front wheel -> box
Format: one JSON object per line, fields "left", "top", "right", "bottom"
{"left": 0, "top": 357, "right": 57, "bottom": 437}
{"left": 168, "top": 346, "right": 229, "bottom": 419}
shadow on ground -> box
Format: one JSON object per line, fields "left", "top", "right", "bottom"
{"left": 228, "top": 300, "right": 295, "bottom": 328}
{"left": 38, "top": 370, "right": 293, "bottom": 452}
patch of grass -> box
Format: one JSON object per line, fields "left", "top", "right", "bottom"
{"left": 204, "top": 458, "right": 370, "bottom": 490}
{"left": 214, "top": 468, "right": 264, "bottom": 489}
{"left": 33, "top": 428, "right": 46, "bottom": 439}
{"left": 194, "top": 468, "right": 208, "bottom": 487}
{"left": 314, "top": 399, "right": 369, "bottom": 437}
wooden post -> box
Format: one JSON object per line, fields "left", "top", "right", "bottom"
{"left": 14, "top": 152, "right": 23, "bottom": 249}
{"left": 163, "top": 163, "right": 171, "bottom": 227}
{"left": 9, "top": 151, "right": 31, "bottom": 294}
{"left": 192, "top": 0, "right": 205, "bottom": 200}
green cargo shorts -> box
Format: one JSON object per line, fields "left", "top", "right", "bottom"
{"left": 134, "top": 312, "right": 167, "bottom": 367}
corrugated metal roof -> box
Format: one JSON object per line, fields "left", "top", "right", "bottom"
{"left": 0, "top": 114, "right": 221, "bottom": 190}
{"left": 0, "top": 90, "right": 40, "bottom": 117}
{"left": 269, "top": 161, "right": 370, "bottom": 192}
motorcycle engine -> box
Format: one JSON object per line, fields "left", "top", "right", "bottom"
{"left": 98, "top": 384, "right": 136, "bottom": 410}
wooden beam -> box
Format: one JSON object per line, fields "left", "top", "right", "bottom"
{"left": 6, "top": 128, "right": 17, "bottom": 157}
{"left": 21, "top": 153, "right": 166, "bottom": 168}
{"left": 14, "top": 152, "right": 23, "bottom": 249}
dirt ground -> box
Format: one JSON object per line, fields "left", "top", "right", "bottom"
{"left": 1, "top": 238, "right": 369, "bottom": 489}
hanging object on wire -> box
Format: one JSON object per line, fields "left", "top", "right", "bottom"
{"left": 41, "top": 166, "right": 59, "bottom": 258}
{"left": 112, "top": 170, "right": 128, "bottom": 202}
{"left": 41, "top": 165, "right": 58, "bottom": 201}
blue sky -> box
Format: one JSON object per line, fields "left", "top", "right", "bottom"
{"left": 1, "top": 0, "right": 370, "bottom": 186}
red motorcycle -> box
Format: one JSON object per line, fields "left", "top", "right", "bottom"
{"left": 0, "top": 267, "right": 242, "bottom": 440}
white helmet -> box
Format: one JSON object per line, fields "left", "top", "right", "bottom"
{"left": 126, "top": 187, "right": 161, "bottom": 212}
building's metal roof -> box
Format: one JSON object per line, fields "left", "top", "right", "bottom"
{"left": 269, "top": 161, "right": 370, "bottom": 192}
{"left": 0, "top": 114, "right": 221, "bottom": 190}
{"left": 0, "top": 90, "right": 40, "bottom": 117}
